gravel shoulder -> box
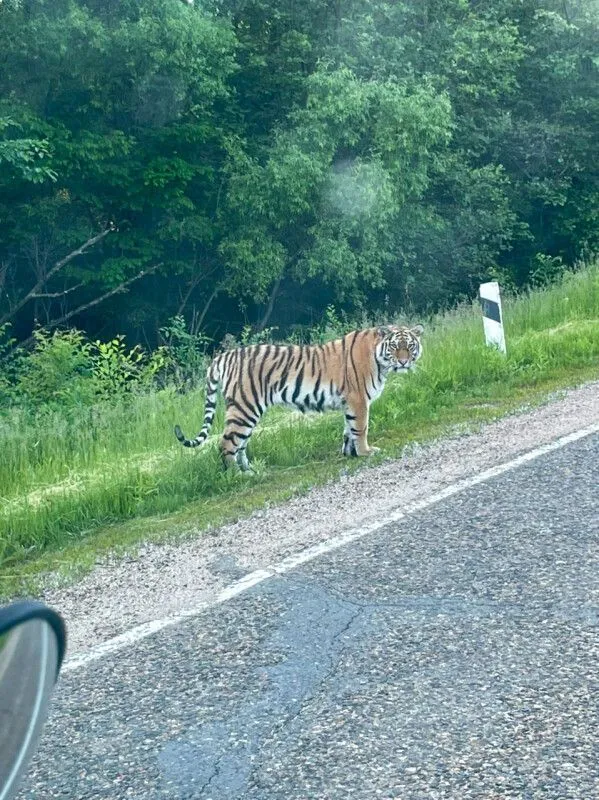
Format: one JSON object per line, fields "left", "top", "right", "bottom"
{"left": 41, "top": 380, "right": 599, "bottom": 660}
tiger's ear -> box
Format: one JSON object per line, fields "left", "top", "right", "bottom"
{"left": 411, "top": 324, "right": 424, "bottom": 336}
{"left": 376, "top": 326, "right": 391, "bottom": 338}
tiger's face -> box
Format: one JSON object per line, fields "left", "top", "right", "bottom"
{"left": 378, "top": 324, "right": 424, "bottom": 372}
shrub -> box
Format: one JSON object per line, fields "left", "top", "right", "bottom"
{"left": 14, "top": 328, "right": 95, "bottom": 409}
{"left": 158, "top": 315, "right": 211, "bottom": 390}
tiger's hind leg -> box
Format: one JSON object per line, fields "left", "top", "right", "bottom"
{"left": 236, "top": 441, "right": 252, "bottom": 472}
{"left": 220, "top": 406, "right": 257, "bottom": 471}
{"left": 341, "top": 411, "right": 358, "bottom": 457}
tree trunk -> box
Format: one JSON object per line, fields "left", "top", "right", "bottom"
{"left": 193, "top": 286, "right": 220, "bottom": 333}
{"left": 256, "top": 276, "right": 283, "bottom": 332}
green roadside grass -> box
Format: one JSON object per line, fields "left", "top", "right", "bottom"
{"left": 1, "top": 263, "right": 598, "bottom": 599}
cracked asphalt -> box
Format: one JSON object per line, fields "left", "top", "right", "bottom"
{"left": 16, "top": 431, "right": 599, "bottom": 799}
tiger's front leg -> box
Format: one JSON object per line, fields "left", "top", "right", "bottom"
{"left": 343, "top": 398, "right": 380, "bottom": 457}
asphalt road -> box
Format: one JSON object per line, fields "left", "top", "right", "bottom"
{"left": 16, "top": 432, "right": 599, "bottom": 800}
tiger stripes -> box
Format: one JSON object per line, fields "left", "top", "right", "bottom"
{"left": 174, "top": 324, "right": 424, "bottom": 470}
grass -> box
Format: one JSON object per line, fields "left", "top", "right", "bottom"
{"left": 1, "top": 263, "right": 598, "bottom": 598}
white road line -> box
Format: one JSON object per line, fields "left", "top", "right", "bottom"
{"left": 63, "top": 422, "right": 599, "bottom": 673}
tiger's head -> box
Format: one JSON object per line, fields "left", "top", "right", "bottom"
{"left": 376, "top": 324, "right": 424, "bottom": 373}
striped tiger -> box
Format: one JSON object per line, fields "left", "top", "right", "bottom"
{"left": 174, "top": 324, "right": 424, "bottom": 470}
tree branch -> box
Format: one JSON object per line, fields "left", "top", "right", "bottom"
{"left": 31, "top": 282, "right": 84, "bottom": 299}
{"left": 0, "top": 223, "right": 116, "bottom": 327}
{"left": 176, "top": 272, "right": 204, "bottom": 317}
{"left": 0, "top": 257, "right": 13, "bottom": 299}
{"left": 17, "top": 263, "right": 160, "bottom": 349}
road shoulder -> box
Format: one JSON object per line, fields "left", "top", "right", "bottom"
{"left": 42, "top": 380, "right": 599, "bottom": 659}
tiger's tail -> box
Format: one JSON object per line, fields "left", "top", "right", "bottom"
{"left": 174, "top": 359, "right": 220, "bottom": 448}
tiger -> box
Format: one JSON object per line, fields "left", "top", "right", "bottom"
{"left": 174, "top": 324, "right": 424, "bottom": 470}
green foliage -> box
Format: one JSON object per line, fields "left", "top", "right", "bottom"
{"left": 302, "top": 305, "right": 349, "bottom": 344}
{"left": 528, "top": 253, "right": 566, "bottom": 288}
{"left": 0, "top": 0, "right": 597, "bottom": 346}
{"left": 158, "top": 315, "right": 211, "bottom": 389}
{"left": 0, "top": 0, "right": 237, "bottom": 337}
{"left": 239, "top": 325, "right": 279, "bottom": 346}
{"left": 89, "top": 335, "right": 167, "bottom": 400}
{"left": 14, "top": 329, "right": 95, "bottom": 409}
{"left": 0, "top": 117, "right": 57, "bottom": 184}
{"left": 0, "top": 324, "right": 20, "bottom": 405}
{"left": 3, "top": 328, "right": 168, "bottom": 411}
{"left": 222, "top": 66, "right": 452, "bottom": 310}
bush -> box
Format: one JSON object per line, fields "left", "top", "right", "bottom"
{"left": 14, "top": 329, "right": 96, "bottom": 410}
{"left": 90, "top": 335, "right": 167, "bottom": 401}
{"left": 158, "top": 315, "right": 211, "bottom": 390}
{"left": 0, "top": 323, "right": 19, "bottom": 406}
{"left": 1, "top": 327, "right": 170, "bottom": 412}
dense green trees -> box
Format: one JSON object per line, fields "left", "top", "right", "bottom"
{"left": 0, "top": 0, "right": 597, "bottom": 347}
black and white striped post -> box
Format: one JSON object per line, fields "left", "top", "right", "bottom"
{"left": 479, "top": 280, "right": 506, "bottom": 355}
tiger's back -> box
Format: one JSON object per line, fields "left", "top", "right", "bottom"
{"left": 175, "top": 325, "right": 423, "bottom": 470}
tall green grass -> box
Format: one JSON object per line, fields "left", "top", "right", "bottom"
{"left": 1, "top": 262, "right": 598, "bottom": 582}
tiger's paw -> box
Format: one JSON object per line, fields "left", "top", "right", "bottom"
{"left": 342, "top": 435, "right": 358, "bottom": 457}
{"left": 357, "top": 446, "right": 380, "bottom": 457}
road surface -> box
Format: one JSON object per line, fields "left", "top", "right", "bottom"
{"left": 17, "top": 431, "right": 599, "bottom": 799}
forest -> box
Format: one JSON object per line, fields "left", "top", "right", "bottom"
{"left": 1, "top": 0, "right": 597, "bottom": 352}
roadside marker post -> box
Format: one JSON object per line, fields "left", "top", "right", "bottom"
{"left": 479, "top": 281, "right": 506, "bottom": 355}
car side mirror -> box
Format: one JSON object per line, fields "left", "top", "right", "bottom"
{"left": 0, "top": 601, "right": 66, "bottom": 800}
